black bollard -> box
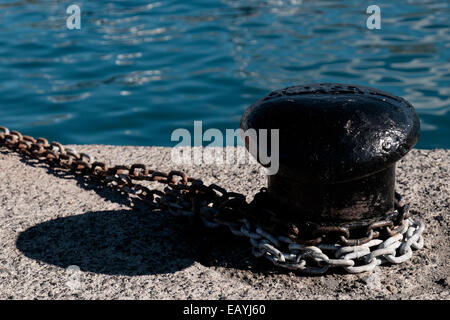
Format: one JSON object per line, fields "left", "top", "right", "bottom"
{"left": 240, "top": 83, "right": 420, "bottom": 234}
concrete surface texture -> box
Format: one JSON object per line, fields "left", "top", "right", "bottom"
{"left": 0, "top": 146, "right": 448, "bottom": 300}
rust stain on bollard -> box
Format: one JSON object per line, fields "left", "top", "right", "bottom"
{"left": 240, "top": 83, "right": 420, "bottom": 232}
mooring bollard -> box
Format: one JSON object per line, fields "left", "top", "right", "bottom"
{"left": 241, "top": 83, "right": 420, "bottom": 238}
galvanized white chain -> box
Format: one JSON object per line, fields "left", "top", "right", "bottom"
{"left": 195, "top": 209, "right": 425, "bottom": 274}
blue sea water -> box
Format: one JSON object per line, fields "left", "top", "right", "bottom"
{"left": 0, "top": 0, "right": 448, "bottom": 148}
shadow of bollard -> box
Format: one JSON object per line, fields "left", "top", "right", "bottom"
{"left": 16, "top": 209, "right": 198, "bottom": 276}
{"left": 15, "top": 207, "right": 286, "bottom": 276}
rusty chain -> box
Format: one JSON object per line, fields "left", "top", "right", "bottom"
{"left": 0, "top": 126, "right": 425, "bottom": 274}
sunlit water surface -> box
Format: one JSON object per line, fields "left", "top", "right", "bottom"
{"left": 0, "top": 0, "right": 448, "bottom": 148}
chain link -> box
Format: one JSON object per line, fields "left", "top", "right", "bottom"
{"left": 0, "top": 126, "right": 425, "bottom": 274}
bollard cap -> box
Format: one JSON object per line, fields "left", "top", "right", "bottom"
{"left": 241, "top": 83, "right": 420, "bottom": 183}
